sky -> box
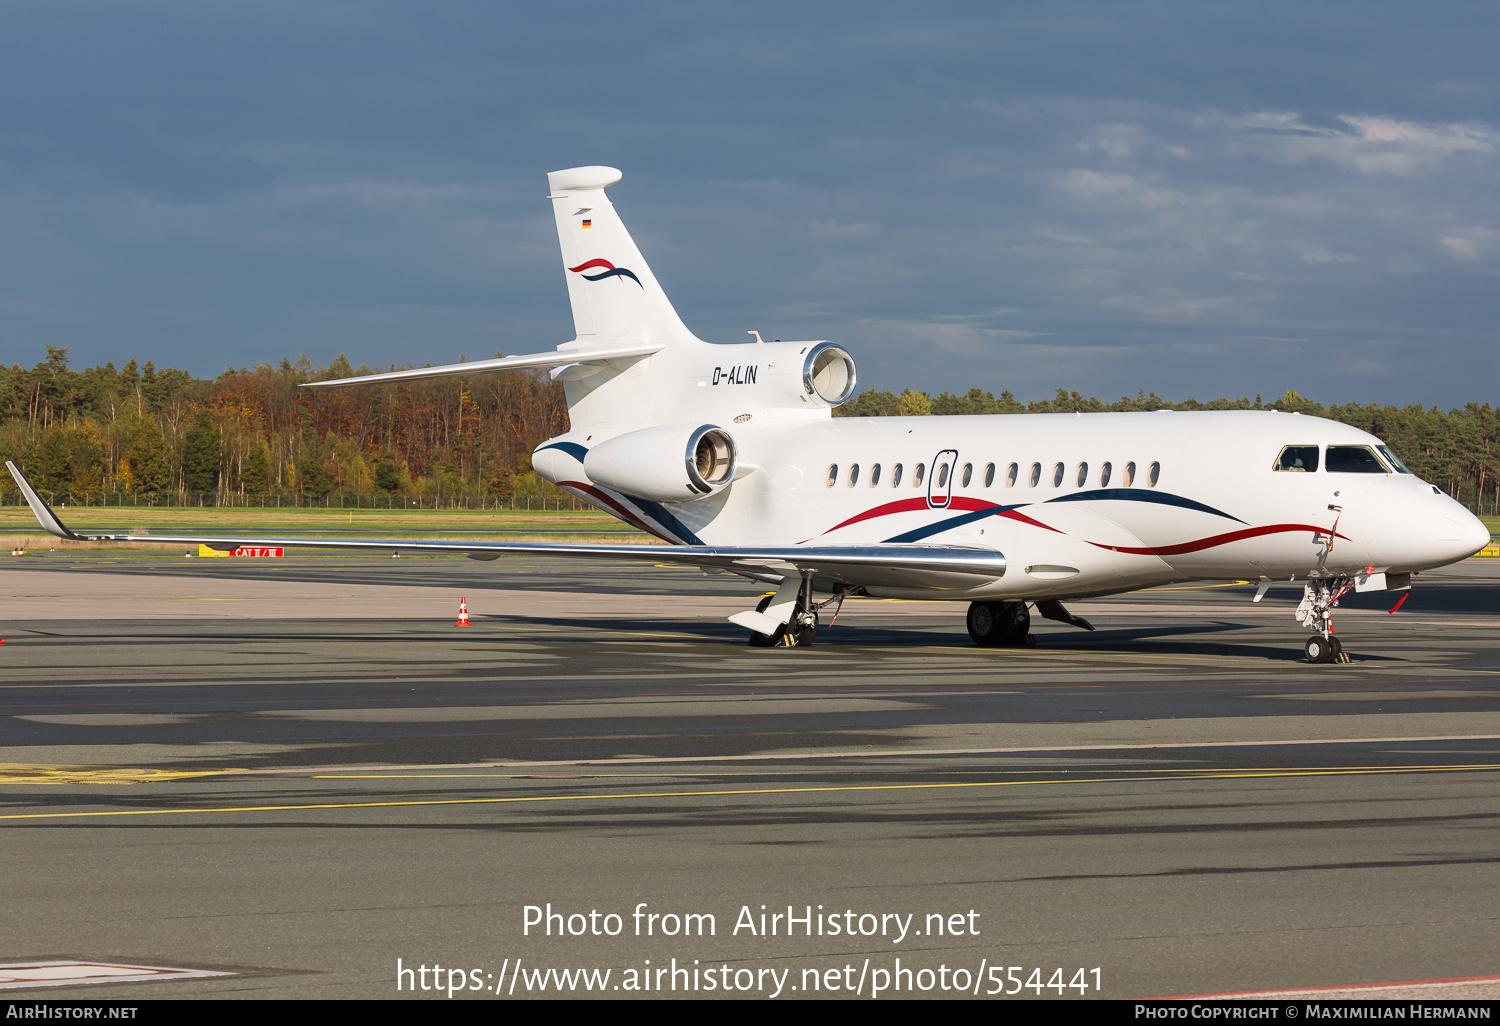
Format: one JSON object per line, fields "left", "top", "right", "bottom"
{"left": 0, "top": 1, "right": 1496, "bottom": 407}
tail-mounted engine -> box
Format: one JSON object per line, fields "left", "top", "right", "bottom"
{"left": 583, "top": 423, "right": 738, "bottom": 502}
{"left": 800, "top": 342, "right": 858, "bottom": 407}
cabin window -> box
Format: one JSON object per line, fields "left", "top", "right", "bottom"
{"left": 984, "top": 463, "right": 996, "bottom": 487}
{"left": 869, "top": 463, "right": 882, "bottom": 486}
{"left": 1052, "top": 462, "right": 1065, "bottom": 487}
{"left": 1007, "top": 462, "right": 1019, "bottom": 487}
{"left": 848, "top": 463, "right": 860, "bottom": 486}
{"left": 937, "top": 463, "right": 949, "bottom": 488}
{"left": 1378, "top": 445, "right": 1412, "bottom": 474}
{"left": 1028, "top": 462, "right": 1041, "bottom": 487}
{"left": 1123, "top": 461, "right": 1136, "bottom": 486}
{"left": 1076, "top": 462, "right": 1088, "bottom": 488}
{"left": 1100, "top": 462, "right": 1112, "bottom": 487}
{"left": 826, "top": 464, "right": 838, "bottom": 487}
{"left": 914, "top": 463, "right": 926, "bottom": 486}
{"left": 961, "top": 463, "right": 973, "bottom": 487}
{"left": 1326, "top": 445, "right": 1387, "bottom": 473}
{"left": 1148, "top": 461, "right": 1161, "bottom": 487}
{"left": 1273, "top": 445, "right": 1319, "bottom": 473}
{"left": 891, "top": 463, "right": 903, "bottom": 487}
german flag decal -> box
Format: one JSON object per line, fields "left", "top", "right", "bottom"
{"left": 581, "top": 219, "right": 592, "bottom": 229}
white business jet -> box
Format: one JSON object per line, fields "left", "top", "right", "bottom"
{"left": 7, "top": 166, "right": 1490, "bottom": 662}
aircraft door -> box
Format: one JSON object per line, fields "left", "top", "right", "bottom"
{"left": 928, "top": 449, "right": 958, "bottom": 509}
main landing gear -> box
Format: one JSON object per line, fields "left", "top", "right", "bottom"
{"left": 745, "top": 576, "right": 843, "bottom": 648}
{"left": 747, "top": 594, "right": 819, "bottom": 647}
{"left": 966, "top": 601, "right": 1035, "bottom": 647}
{"left": 1296, "top": 578, "right": 1353, "bottom": 664}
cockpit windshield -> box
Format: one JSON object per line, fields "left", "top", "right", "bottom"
{"left": 1377, "top": 445, "right": 1412, "bottom": 474}
{"left": 1273, "top": 445, "right": 1319, "bottom": 472}
{"left": 1326, "top": 445, "right": 1388, "bottom": 473}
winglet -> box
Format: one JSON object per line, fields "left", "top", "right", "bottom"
{"left": 5, "top": 461, "right": 84, "bottom": 541}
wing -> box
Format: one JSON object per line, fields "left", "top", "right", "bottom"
{"left": 5, "top": 461, "right": 1006, "bottom": 591}
{"left": 297, "top": 341, "right": 663, "bottom": 390}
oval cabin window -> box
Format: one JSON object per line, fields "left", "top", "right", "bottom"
{"left": 1007, "top": 463, "right": 1019, "bottom": 487}
{"left": 1123, "top": 462, "right": 1136, "bottom": 487}
{"left": 869, "top": 463, "right": 881, "bottom": 486}
{"left": 1148, "top": 461, "right": 1160, "bottom": 487}
{"left": 914, "top": 463, "right": 926, "bottom": 486}
{"left": 1052, "top": 462, "right": 1065, "bottom": 487}
{"left": 1100, "top": 462, "right": 1112, "bottom": 487}
{"left": 961, "top": 463, "right": 972, "bottom": 487}
{"left": 826, "top": 464, "right": 838, "bottom": 487}
{"left": 848, "top": 463, "right": 860, "bottom": 487}
{"left": 891, "top": 463, "right": 903, "bottom": 487}
{"left": 984, "top": 463, "right": 996, "bottom": 487}
{"left": 1028, "top": 462, "right": 1041, "bottom": 487}
{"left": 1076, "top": 462, "right": 1088, "bottom": 487}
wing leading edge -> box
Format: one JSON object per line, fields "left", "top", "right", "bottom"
{"left": 5, "top": 462, "right": 1005, "bottom": 590}
{"left": 297, "top": 341, "right": 663, "bottom": 391}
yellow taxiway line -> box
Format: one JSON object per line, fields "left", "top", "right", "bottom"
{"left": 1, "top": 763, "right": 1497, "bottom": 822}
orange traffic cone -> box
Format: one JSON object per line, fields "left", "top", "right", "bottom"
{"left": 455, "top": 597, "right": 470, "bottom": 626}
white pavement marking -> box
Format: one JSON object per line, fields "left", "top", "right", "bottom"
{"left": 0, "top": 959, "right": 235, "bottom": 989}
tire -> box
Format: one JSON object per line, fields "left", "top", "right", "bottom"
{"left": 1305, "top": 635, "right": 1334, "bottom": 663}
{"left": 747, "top": 595, "right": 779, "bottom": 647}
{"left": 967, "top": 601, "right": 1031, "bottom": 647}
{"left": 746, "top": 596, "right": 819, "bottom": 648}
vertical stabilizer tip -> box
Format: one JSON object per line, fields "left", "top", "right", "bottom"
{"left": 548, "top": 166, "right": 623, "bottom": 192}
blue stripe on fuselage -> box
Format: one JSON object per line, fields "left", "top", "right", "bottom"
{"left": 1044, "top": 489, "right": 1244, "bottom": 523}
{"left": 536, "top": 441, "right": 589, "bottom": 462}
{"left": 631, "top": 497, "right": 705, "bottom": 546}
{"left": 883, "top": 504, "right": 1023, "bottom": 544}
{"left": 881, "top": 489, "right": 1242, "bottom": 544}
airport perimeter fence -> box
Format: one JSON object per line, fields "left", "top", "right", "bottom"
{"left": 0, "top": 489, "right": 592, "bottom": 512}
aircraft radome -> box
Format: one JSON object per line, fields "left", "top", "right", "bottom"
{"left": 9, "top": 166, "right": 1490, "bottom": 663}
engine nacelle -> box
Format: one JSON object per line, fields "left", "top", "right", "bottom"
{"left": 583, "top": 423, "right": 738, "bottom": 502}
{"left": 800, "top": 341, "right": 858, "bottom": 407}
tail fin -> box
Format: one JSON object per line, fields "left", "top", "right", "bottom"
{"left": 547, "top": 167, "right": 695, "bottom": 349}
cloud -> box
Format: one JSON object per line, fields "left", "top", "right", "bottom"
{"left": 1438, "top": 228, "right": 1498, "bottom": 261}
{"left": 1054, "top": 169, "right": 1187, "bottom": 211}
{"left": 1226, "top": 111, "right": 1496, "bottom": 176}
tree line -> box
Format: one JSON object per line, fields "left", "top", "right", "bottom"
{"left": 0, "top": 347, "right": 571, "bottom": 507}
{"left": 1, "top": 348, "right": 1495, "bottom": 513}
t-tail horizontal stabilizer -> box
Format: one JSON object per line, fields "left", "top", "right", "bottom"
{"left": 298, "top": 341, "right": 664, "bottom": 391}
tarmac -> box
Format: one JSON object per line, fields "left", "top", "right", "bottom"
{"left": 1, "top": 555, "right": 1497, "bottom": 1000}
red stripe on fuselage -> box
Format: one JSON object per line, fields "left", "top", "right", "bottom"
{"left": 1087, "top": 524, "right": 1350, "bottom": 557}
{"left": 560, "top": 480, "right": 676, "bottom": 544}
{"left": 995, "top": 508, "right": 1065, "bottom": 534}
{"left": 821, "top": 495, "right": 996, "bottom": 535}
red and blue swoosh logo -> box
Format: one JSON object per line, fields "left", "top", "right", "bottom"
{"left": 569, "top": 258, "right": 643, "bottom": 287}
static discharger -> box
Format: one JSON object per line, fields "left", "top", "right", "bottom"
{"left": 456, "top": 597, "right": 470, "bottom": 627}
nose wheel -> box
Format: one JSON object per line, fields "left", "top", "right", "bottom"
{"left": 1304, "top": 634, "right": 1343, "bottom": 664}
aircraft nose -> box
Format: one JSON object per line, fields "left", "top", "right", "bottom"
{"left": 1452, "top": 512, "right": 1492, "bottom": 558}
{"left": 1359, "top": 479, "right": 1491, "bottom": 569}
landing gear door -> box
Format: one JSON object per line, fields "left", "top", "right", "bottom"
{"left": 928, "top": 449, "right": 958, "bottom": 509}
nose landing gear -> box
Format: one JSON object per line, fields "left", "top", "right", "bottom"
{"left": 1296, "top": 578, "right": 1353, "bottom": 664}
